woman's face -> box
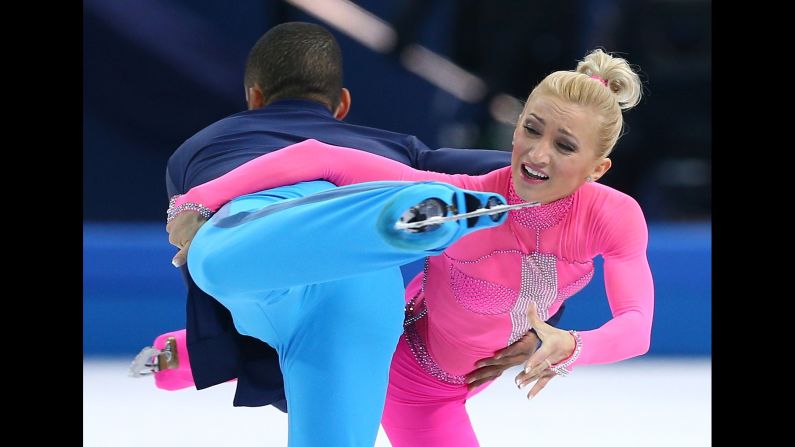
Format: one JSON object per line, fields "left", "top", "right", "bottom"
{"left": 511, "top": 94, "right": 611, "bottom": 204}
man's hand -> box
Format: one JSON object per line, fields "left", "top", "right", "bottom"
{"left": 166, "top": 212, "right": 208, "bottom": 267}
{"left": 515, "top": 302, "right": 574, "bottom": 399}
{"left": 465, "top": 330, "right": 541, "bottom": 391}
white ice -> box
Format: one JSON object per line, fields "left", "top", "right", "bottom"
{"left": 84, "top": 357, "right": 710, "bottom": 446}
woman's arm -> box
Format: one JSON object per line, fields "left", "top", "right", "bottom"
{"left": 170, "top": 139, "right": 478, "bottom": 215}
{"left": 570, "top": 197, "right": 654, "bottom": 368}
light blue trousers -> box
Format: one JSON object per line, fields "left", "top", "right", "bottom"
{"left": 188, "top": 180, "right": 505, "bottom": 446}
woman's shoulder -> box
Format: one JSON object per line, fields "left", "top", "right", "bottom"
{"left": 574, "top": 182, "right": 647, "bottom": 239}
{"left": 577, "top": 181, "right": 642, "bottom": 211}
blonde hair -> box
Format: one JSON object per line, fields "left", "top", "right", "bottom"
{"left": 529, "top": 49, "right": 642, "bottom": 158}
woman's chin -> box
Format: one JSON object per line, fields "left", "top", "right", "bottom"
{"left": 512, "top": 176, "right": 544, "bottom": 203}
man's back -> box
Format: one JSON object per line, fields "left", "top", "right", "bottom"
{"left": 168, "top": 99, "right": 509, "bottom": 197}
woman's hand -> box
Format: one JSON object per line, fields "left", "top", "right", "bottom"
{"left": 166, "top": 212, "right": 208, "bottom": 267}
{"left": 515, "top": 302, "right": 575, "bottom": 399}
{"left": 465, "top": 330, "right": 541, "bottom": 391}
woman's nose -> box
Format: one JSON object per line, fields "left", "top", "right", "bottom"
{"left": 528, "top": 141, "right": 551, "bottom": 165}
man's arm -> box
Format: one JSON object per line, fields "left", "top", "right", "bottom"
{"left": 416, "top": 146, "right": 512, "bottom": 175}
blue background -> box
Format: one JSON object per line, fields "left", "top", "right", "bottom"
{"left": 84, "top": 222, "right": 710, "bottom": 356}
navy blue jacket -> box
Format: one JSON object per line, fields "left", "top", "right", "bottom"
{"left": 166, "top": 99, "right": 536, "bottom": 411}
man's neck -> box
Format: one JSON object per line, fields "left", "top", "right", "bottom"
{"left": 264, "top": 96, "right": 334, "bottom": 113}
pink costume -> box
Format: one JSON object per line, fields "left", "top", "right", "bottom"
{"left": 172, "top": 139, "right": 654, "bottom": 446}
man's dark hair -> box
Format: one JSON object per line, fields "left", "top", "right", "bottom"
{"left": 245, "top": 22, "right": 343, "bottom": 109}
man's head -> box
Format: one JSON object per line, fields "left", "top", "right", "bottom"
{"left": 244, "top": 22, "right": 350, "bottom": 118}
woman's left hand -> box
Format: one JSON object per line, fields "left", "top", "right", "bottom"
{"left": 515, "top": 302, "right": 576, "bottom": 399}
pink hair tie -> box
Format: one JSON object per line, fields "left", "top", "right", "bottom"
{"left": 590, "top": 75, "right": 608, "bottom": 87}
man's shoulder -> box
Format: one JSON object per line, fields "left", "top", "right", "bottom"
{"left": 173, "top": 104, "right": 424, "bottom": 156}
{"left": 166, "top": 105, "right": 430, "bottom": 189}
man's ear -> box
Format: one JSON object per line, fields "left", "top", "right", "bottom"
{"left": 334, "top": 88, "right": 351, "bottom": 120}
{"left": 247, "top": 85, "right": 265, "bottom": 110}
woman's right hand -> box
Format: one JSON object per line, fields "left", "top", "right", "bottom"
{"left": 515, "top": 302, "right": 576, "bottom": 399}
{"left": 166, "top": 212, "right": 208, "bottom": 267}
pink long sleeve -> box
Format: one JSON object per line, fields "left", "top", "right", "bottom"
{"left": 172, "top": 139, "right": 480, "bottom": 212}
{"left": 171, "top": 137, "right": 655, "bottom": 374}
{"left": 571, "top": 196, "right": 654, "bottom": 368}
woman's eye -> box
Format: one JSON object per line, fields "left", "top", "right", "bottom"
{"left": 557, "top": 142, "right": 576, "bottom": 152}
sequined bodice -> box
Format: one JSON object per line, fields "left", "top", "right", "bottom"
{"left": 406, "top": 181, "right": 596, "bottom": 383}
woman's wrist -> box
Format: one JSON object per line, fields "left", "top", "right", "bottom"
{"left": 167, "top": 194, "right": 214, "bottom": 223}
{"left": 549, "top": 330, "right": 582, "bottom": 377}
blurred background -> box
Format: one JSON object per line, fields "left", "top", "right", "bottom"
{"left": 84, "top": 0, "right": 710, "bottom": 445}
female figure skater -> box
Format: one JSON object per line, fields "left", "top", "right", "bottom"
{"left": 168, "top": 49, "right": 653, "bottom": 446}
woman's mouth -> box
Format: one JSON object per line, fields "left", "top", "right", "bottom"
{"left": 520, "top": 163, "right": 549, "bottom": 183}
